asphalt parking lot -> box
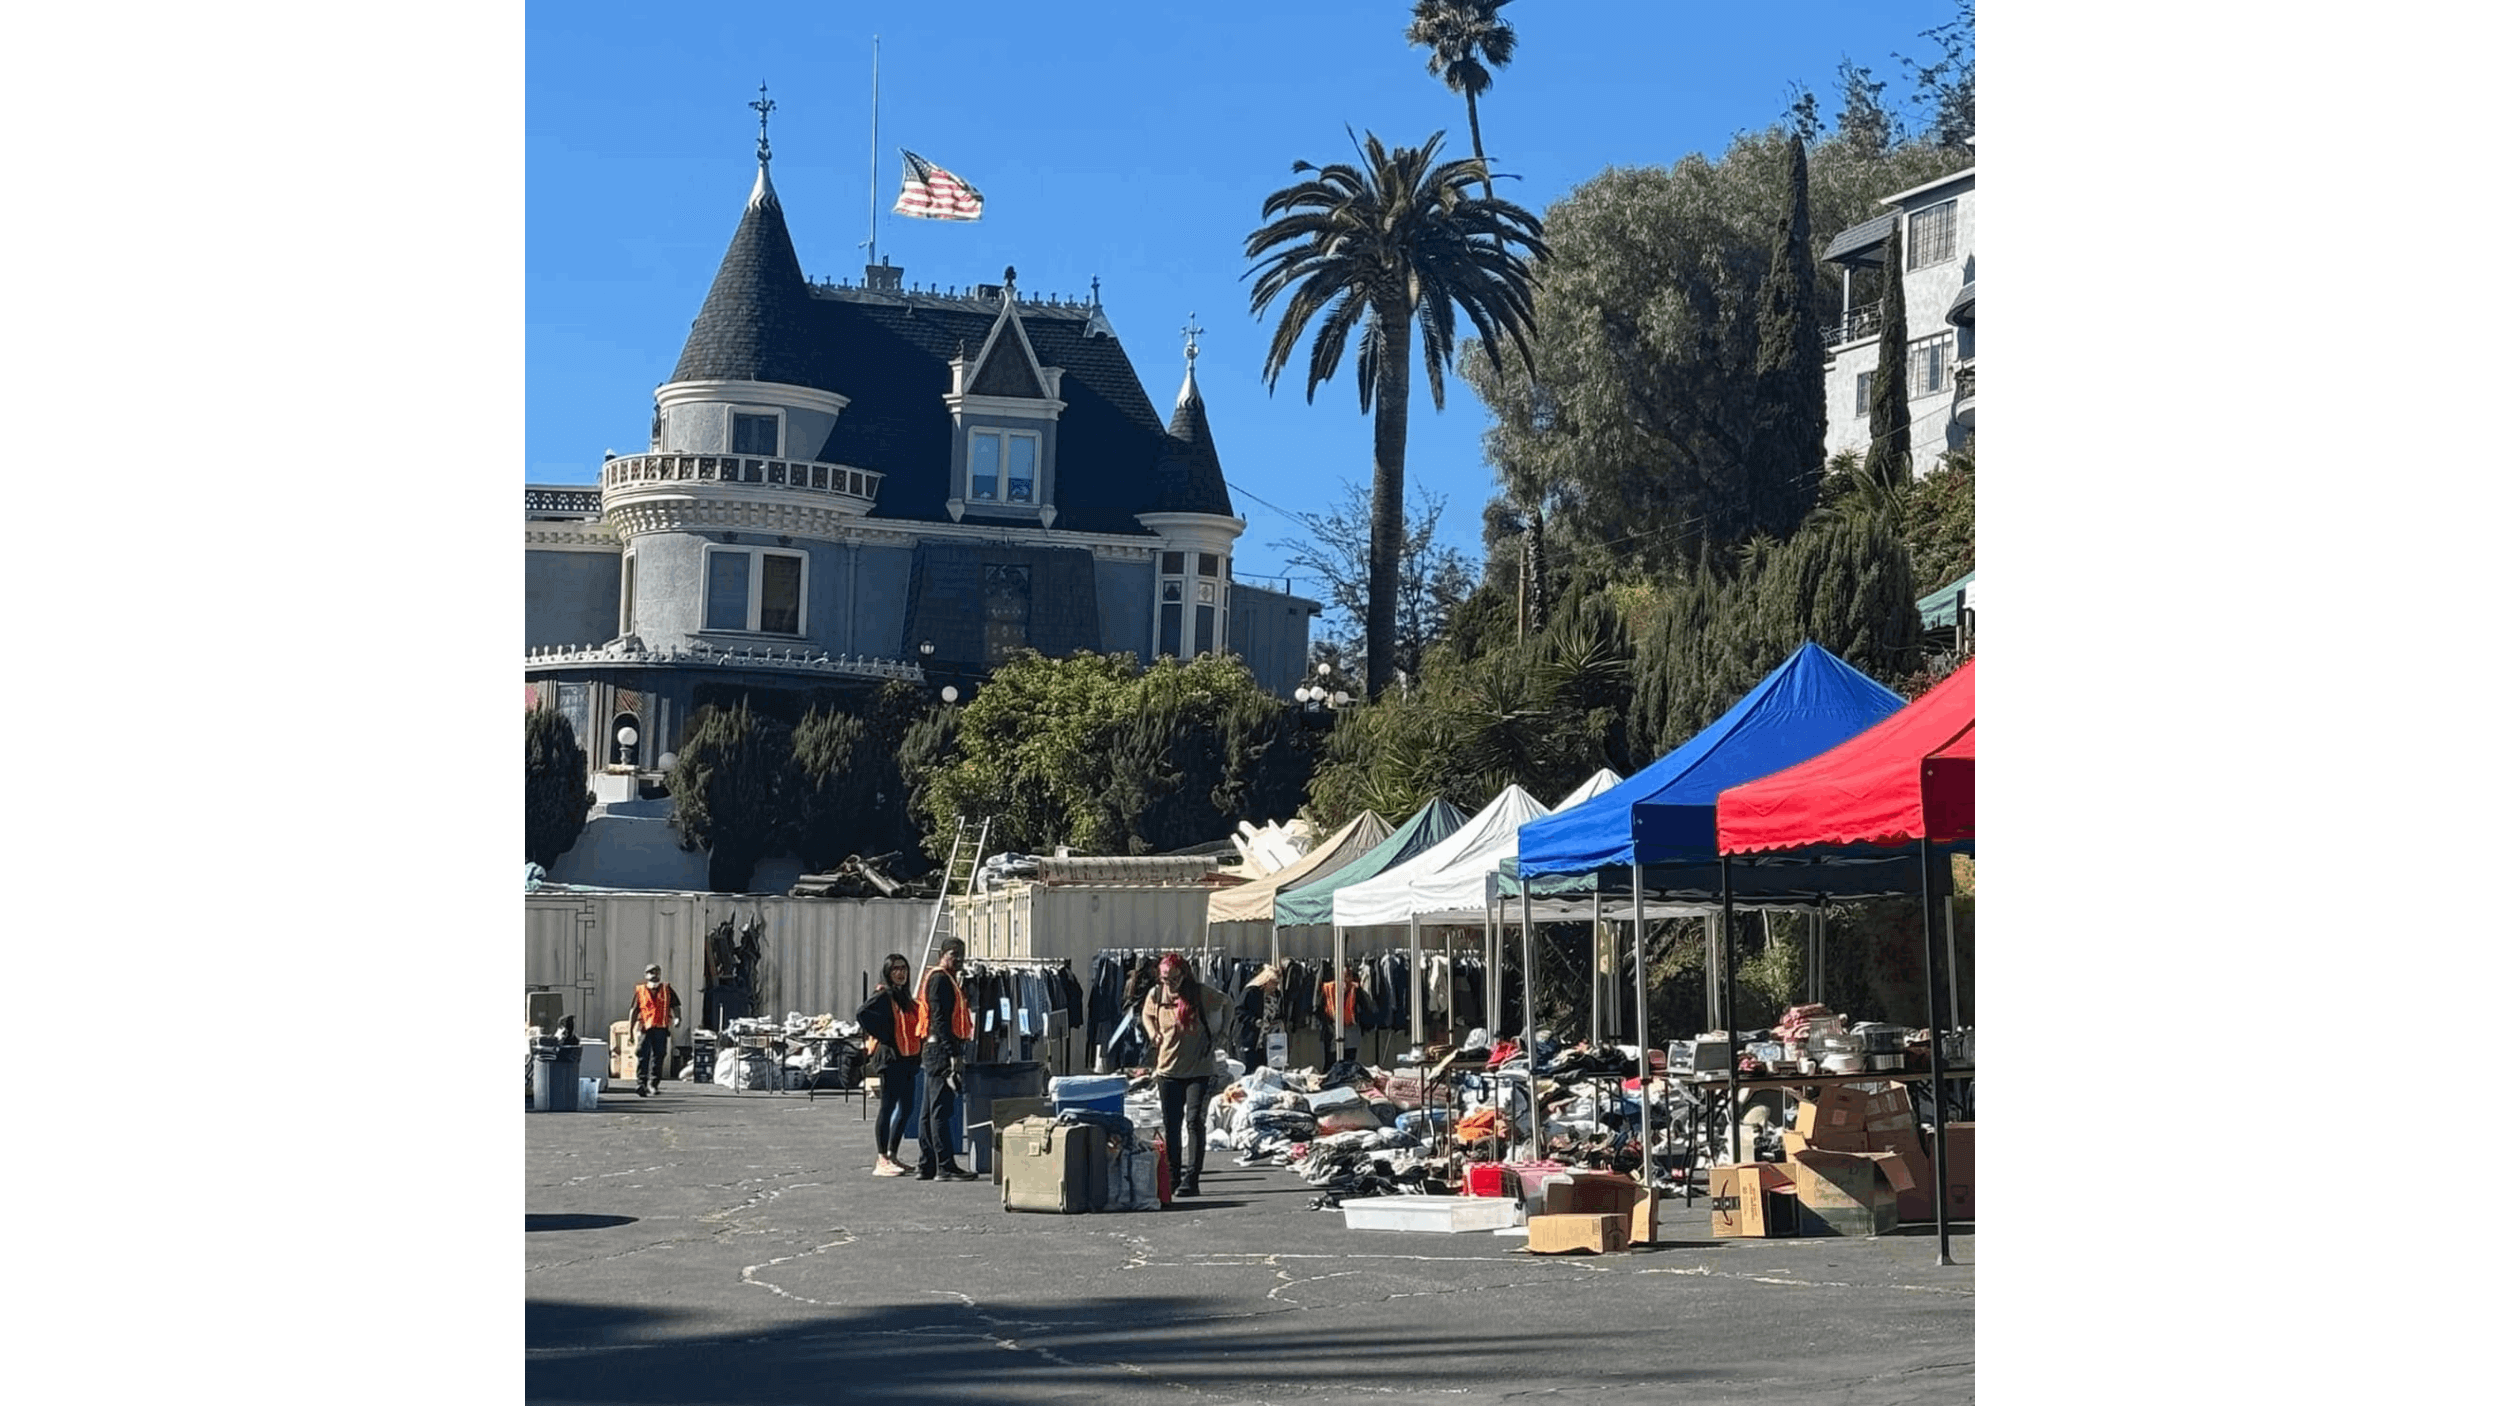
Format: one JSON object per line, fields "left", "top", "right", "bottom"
{"left": 526, "top": 1075, "right": 1974, "bottom": 1405}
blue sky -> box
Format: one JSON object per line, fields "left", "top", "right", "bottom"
{"left": 528, "top": 1, "right": 1968, "bottom": 592}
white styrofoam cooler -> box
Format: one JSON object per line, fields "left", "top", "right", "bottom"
{"left": 1341, "top": 1195, "right": 1524, "bottom": 1233}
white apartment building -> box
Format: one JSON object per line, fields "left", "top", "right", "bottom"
{"left": 1820, "top": 164, "right": 1975, "bottom": 477}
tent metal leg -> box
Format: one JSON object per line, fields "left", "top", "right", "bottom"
{"left": 1720, "top": 855, "right": 1741, "bottom": 1168}
{"left": 1632, "top": 865, "right": 1654, "bottom": 1216}
{"left": 1920, "top": 838, "right": 1957, "bottom": 1266}
{"left": 1409, "top": 916, "right": 1423, "bottom": 1050}
{"left": 1520, "top": 887, "right": 1542, "bottom": 1156}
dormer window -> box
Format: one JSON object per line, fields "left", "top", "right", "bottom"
{"left": 732, "top": 411, "right": 782, "bottom": 457}
{"left": 969, "top": 428, "right": 1041, "bottom": 504}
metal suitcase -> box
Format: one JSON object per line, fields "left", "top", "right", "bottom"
{"left": 998, "top": 1117, "right": 1104, "bottom": 1214}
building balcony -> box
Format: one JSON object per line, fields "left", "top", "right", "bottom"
{"left": 1952, "top": 359, "right": 1975, "bottom": 424}
{"left": 1821, "top": 306, "right": 1881, "bottom": 349}
{"left": 599, "top": 452, "right": 884, "bottom": 540}
{"left": 603, "top": 452, "right": 881, "bottom": 503}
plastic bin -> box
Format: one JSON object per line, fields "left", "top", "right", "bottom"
{"left": 1049, "top": 1074, "right": 1128, "bottom": 1117}
{"left": 531, "top": 1043, "right": 582, "bottom": 1112}
{"left": 1341, "top": 1195, "right": 1523, "bottom": 1233}
{"left": 578, "top": 1078, "right": 600, "bottom": 1111}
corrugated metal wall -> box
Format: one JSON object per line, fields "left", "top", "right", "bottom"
{"left": 524, "top": 892, "right": 935, "bottom": 1034}
{"left": 953, "top": 884, "right": 1217, "bottom": 967}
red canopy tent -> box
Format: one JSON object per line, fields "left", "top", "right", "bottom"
{"left": 1716, "top": 658, "right": 1974, "bottom": 852}
{"left": 1712, "top": 657, "right": 1974, "bottom": 1264}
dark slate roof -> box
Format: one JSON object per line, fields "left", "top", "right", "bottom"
{"left": 1823, "top": 212, "right": 1895, "bottom": 266}
{"left": 1148, "top": 368, "right": 1235, "bottom": 517}
{"left": 807, "top": 289, "right": 1176, "bottom": 535}
{"left": 968, "top": 319, "right": 1045, "bottom": 397}
{"left": 670, "top": 168, "right": 834, "bottom": 389}
{"left": 1945, "top": 279, "right": 1975, "bottom": 326}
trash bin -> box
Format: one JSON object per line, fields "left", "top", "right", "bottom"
{"left": 531, "top": 1039, "right": 583, "bottom": 1112}
{"left": 966, "top": 1061, "right": 1048, "bottom": 1174}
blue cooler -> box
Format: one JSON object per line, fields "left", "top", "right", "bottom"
{"left": 1049, "top": 1073, "right": 1128, "bottom": 1116}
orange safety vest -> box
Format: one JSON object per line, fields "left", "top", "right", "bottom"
{"left": 880, "top": 987, "right": 923, "bottom": 1059}
{"left": 913, "top": 968, "right": 973, "bottom": 1043}
{"left": 632, "top": 983, "right": 676, "bottom": 1031}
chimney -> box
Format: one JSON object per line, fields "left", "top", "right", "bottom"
{"left": 864, "top": 259, "right": 903, "bottom": 291}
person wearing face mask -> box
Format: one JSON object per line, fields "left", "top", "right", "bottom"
{"left": 857, "top": 953, "right": 921, "bottom": 1176}
{"left": 629, "top": 964, "right": 681, "bottom": 1097}
{"left": 1139, "top": 952, "right": 1234, "bottom": 1198}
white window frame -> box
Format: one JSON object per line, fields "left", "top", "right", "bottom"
{"left": 728, "top": 406, "right": 786, "bottom": 458}
{"left": 967, "top": 427, "right": 1044, "bottom": 503}
{"left": 699, "top": 544, "right": 809, "bottom": 636}
{"left": 1909, "top": 333, "right": 1953, "bottom": 399}
{"left": 1906, "top": 201, "right": 1957, "bottom": 271}
{"left": 1854, "top": 371, "right": 1872, "bottom": 418}
{"left": 1153, "top": 551, "right": 1228, "bottom": 658}
{"left": 619, "top": 550, "right": 636, "bottom": 637}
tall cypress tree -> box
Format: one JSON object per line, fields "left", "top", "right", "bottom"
{"left": 1866, "top": 224, "right": 1912, "bottom": 486}
{"left": 525, "top": 705, "right": 594, "bottom": 869}
{"left": 1750, "top": 132, "right": 1825, "bottom": 539}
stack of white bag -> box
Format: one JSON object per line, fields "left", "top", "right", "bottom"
{"left": 713, "top": 1049, "right": 783, "bottom": 1090}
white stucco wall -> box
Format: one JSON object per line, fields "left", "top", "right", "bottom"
{"left": 1820, "top": 173, "right": 1975, "bottom": 478}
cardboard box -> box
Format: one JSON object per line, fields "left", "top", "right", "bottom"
{"left": 1942, "top": 1123, "right": 1974, "bottom": 1220}
{"left": 1788, "top": 1150, "right": 1900, "bottom": 1238}
{"left": 1544, "top": 1171, "right": 1643, "bottom": 1221}
{"left": 1785, "top": 1128, "right": 1870, "bottom": 1155}
{"left": 1863, "top": 1128, "right": 1935, "bottom": 1220}
{"left": 609, "top": 1021, "right": 638, "bottom": 1080}
{"left": 1708, "top": 1164, "right": 1795, "bottom": 1238}
{"left": 1792, "top": 1086, "right": 1870, "bottom": 1138}
{"left": 1528, "top": 1212, "right": 1630, "bottom": 1255}
{"left": 1632, "top": 1190, "right": 1656, "bottom": 1245}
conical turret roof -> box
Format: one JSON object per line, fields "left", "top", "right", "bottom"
{"left": 1147, "top": 360, "right": 1234, "bottom": 516}
{"left": 669, "top": 164, "right": 835, "bottom": 390}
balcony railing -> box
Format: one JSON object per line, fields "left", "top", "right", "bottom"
{"left": 1821, "top": 306, "right": 1882, "bottom": 349}
{"left": 526, "top": 637, "right": 925, "bottom": 681}
{"left": 1953, "top": 360, "right": 1975, "bottom": 399}
{"left": 525, "top": 486, "right": 603, "bottom": 518}
{"left": 601, "top": 452, "right": 882, "bottom": 504}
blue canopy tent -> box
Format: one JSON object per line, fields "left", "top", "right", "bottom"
{"left": 1505, "top": 642, "right": 1908, "bottom": 1199}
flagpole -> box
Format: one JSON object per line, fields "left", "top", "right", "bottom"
{"left": 865, "top": 34, "right": 880, "bottom": 267}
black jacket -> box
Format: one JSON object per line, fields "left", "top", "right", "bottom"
{"left": 920, "top": 968, "right": 967, "bottom": 1066}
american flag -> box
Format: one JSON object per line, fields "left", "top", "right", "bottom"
{"left": 893, "top": 150, "right": 984, "bottom": 221}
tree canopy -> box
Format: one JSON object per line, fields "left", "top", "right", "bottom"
{"left": 1246, "top": 129, "right": 1547, "bottom": 698}
{"left": 1459, "top": 129, "right": 1962, "bottom": 580}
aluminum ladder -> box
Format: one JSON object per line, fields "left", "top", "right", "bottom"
{"left": 919, "top": 815, "right": 992, "bottom": 974}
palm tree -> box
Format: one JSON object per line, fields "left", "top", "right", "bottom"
{"left": 1246, "top": 131, "right": 1547, "bottom": 699}
{"left": 1406, "top": 1, "right": 1517, "bottom": 205}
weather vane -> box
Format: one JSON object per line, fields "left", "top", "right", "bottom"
{"left": 1182, "top": 312, "right": 1204, "bottom": 365}
{"left": 750, "top": 82, "right": 776, "bottom": 163}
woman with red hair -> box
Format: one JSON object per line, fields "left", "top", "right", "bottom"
{"left": 1138, "top": 951, "right": 1235, "bottom": 1197}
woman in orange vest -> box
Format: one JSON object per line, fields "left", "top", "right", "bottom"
{"left": 912, "top": 938, "right": 978, "bottom": 1181}
{"left": 859, "top": 953, "right": 921, "bottom": 1176}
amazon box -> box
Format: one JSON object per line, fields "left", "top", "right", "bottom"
{"left": 1708, "top": 1163, "right": 1795, "bottom": 1238}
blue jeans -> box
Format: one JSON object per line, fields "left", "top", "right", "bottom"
{"left": 637, "top": 1027, "right": 670, "bottom": 1085}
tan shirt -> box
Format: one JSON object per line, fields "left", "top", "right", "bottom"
{"left": 1139, "top": 982, "right": 1234, "bottom": 1081}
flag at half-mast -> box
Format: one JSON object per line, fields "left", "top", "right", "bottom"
{"left": 894, "top": 150, "right": 984, "bottom": 221}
